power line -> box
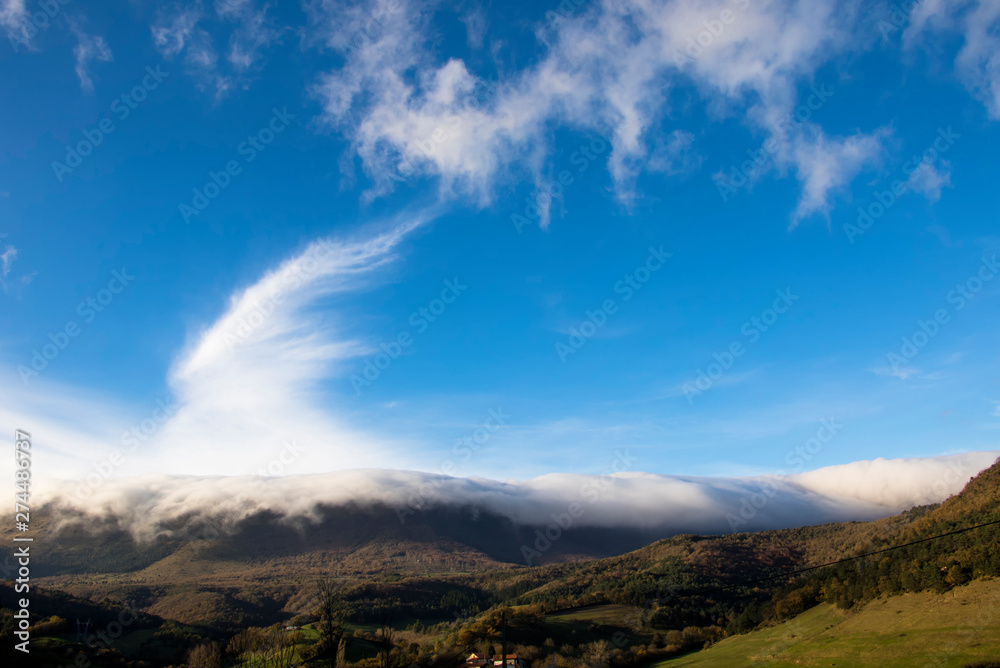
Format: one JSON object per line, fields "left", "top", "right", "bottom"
{"left": 685, "top": 517, "right": 1000, "bottom": 597}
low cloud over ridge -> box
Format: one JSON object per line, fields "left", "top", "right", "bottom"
{"left": 36, "top": 450, "right": 1000, "bottom": 542}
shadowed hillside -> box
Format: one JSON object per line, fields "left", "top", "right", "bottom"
{"left": 4, "top": 458, "right": 997, "bottom": 654}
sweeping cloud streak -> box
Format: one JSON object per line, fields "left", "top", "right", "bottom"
{"left": 34, "top": 451, "right": 1000, "bottom": 542}
{"left": 1, "top": 213, "right": 436, "bottom": 483}
{"left": 154, "top": 214, "right": 433, "bottom": 475}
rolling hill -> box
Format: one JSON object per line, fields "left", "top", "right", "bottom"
{"left": 2, "top": 456, "right": 998, "bottom": 666}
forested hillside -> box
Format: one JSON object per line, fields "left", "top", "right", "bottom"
{"left": 3, "top": 458, "right": 998, "bottom": 667}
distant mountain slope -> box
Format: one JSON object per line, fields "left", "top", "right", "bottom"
{"left": 19, "top": 501, "right": 670, "bottom": 580}
{"left": 459, "top": 456, "right": 1000, "bottom": 636}
{"left": 21, "top": 503, "right": 667, "bottom": 628}
{"left": 785, "top": 455, "right": 1000, "bottom": 610}
{"left": 11, "top": 457, "right": 998, "bottom": 633}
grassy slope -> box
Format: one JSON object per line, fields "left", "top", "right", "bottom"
{"left": 547, "top": 604, "right": 640, "bottom": 626}
{"left": 653, "top": 577, "right": 1000, "bottom": 667}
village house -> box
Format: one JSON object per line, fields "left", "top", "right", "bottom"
{"left": 459, "top": 652, "right": 527, "bottom": 668}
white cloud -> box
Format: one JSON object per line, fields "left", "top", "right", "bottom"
{"left": 1, "top": 244, "right": 17, "bottom": 292}
{"left": 0, "top": 0, "right": 28, "bottom": 43}
{"left": 150, "top": 1, "right": 281, "bottom": 98}
{"left": 215, "top": 0, "right": 282, "bottom": 72}
{"left": 0, "top": 377, "right": 135, "bottom": 478}
{"left": 459, "top": 4, "right": 487, "bottom": 50}
{"left": 151, "top": 5, "right": 201, "bottom": 58}
{"left": 0, "top": 242, "right": 34, "bottom": 294}
{"left": 72, "top": 29, "right": 113, "bottom": 92}
{"left": 789, "top": 127, "right": 890, "bottom": 225}
{"left": 909, "top": 159, "right": 953, "bottom": 202}
{"left": 905, "top": 0, "right": 1000, "bottom": 119}
{"left": 151, "top": 5, "right": 231, "bottom": 99}
{"left": 152, "top": 213, "right": 435, "bottom": 475}
{"left": 312, "top": 0, "right": 889, "bottom": 227}
{"left": 647, "top": 129, "right": 701, "bottom": 175}
{"left": 30, "top": 450, "right": 1000, "bottom": 542}
{"left": 0, "top": 212, "right": 435, "bottom": 483}
{"left": 1, "top": 245, "right": 16, "bottom": 275}
{"left": 791, "top": 451, "right": 996, "bottom": 509}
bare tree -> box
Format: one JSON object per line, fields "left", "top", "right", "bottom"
{"left": 375, "top": 611, "right": 396, "bottom": 668}
{"left": 226, "top": 625, "right": 298, "bottom": 668}
{"left": 315, "top": 577, "right": 348, "bottom": 668}
{"left": 187, "top": 641, "right": 222, "bottom": 668}
{"left": 581, "top": 640, "right": 615, "bottom": 668}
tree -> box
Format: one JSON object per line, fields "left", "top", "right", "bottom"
{"left": 226, "top": 626, "right": 297, "bottom": 668}
{"left": 187, "top": 642, "right": 222, "bottom": 668}
{"left": 376, "top": 611, "right": 396, "bottom": 668}
{"left": 581, "top": 640, "right": 615, "bottom": 668}
{"left": 315, "top": 577, "right": 348, "bottom": 668}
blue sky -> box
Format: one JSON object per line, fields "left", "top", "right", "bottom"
{"left": 1, "top": 0, "right": 999, "bottom": 484}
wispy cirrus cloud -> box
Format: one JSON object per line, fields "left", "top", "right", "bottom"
{"left": 0, "top": 239, "right": 35, "bottom": 294}
{"left": 0, "top": 213, "right": 435, "bottom": 482}
{"left": 152, "top": 214, "right": 432, "bottom": 475}
{"left": 215, "top": 0, "right": 283, "bottom": 72}
{"left": 0, "top": 0, "right": 25, "bottom": 32}
{"left": 72, "top": 28, "right": 113, "bottom": 92}
{"left": 151, "top": 4, "right": 231, "bottom": 99}
{"left": 1, "top": 244, "right": 17, "bottom": 288}
{"left": 151, "top": 1, "right": 281, "bottom": 99}
{"left": 905, "top": 0, "right": 1000, "bottom": 119}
